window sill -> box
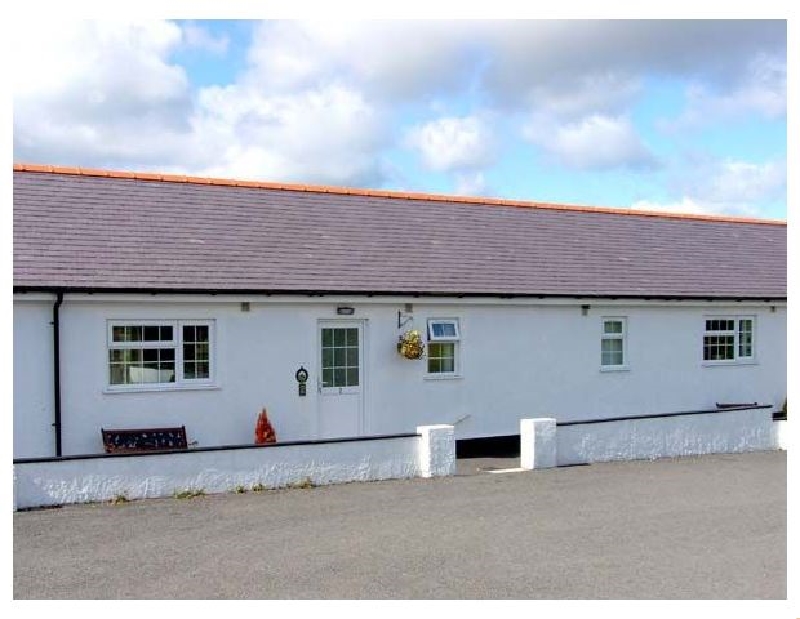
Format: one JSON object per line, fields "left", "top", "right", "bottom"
{"left": 599, "top": 365, "right": 630, "bottom": 373}
{"left": 103, "top": 383, "right": 221, "bottom": 395}
{"left": 702, "top": 360, "right": 758, "bottom": 368}
{"left": 424, "top": 374, "right": 464, "bottom": 381}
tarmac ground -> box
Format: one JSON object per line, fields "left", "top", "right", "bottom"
{"left": 13, "top": 450, "right": 786, "bottom": 599}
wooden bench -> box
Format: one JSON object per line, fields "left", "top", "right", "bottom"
{"left": 101, "top": 426, "right": 188, "bottom": 454}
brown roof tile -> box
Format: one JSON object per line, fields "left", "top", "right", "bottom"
{"left": 12, "top": 165, "right": 787, "bottom": 298}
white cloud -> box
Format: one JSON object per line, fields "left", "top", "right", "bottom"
{"left": 660, "top": 54, "right": 786, "bottom": 131}
{"left": 454, "top": 172, "right": 490, "bottom": 196}
{"left": 630, "top": 198, "right": 736, "bottom": 217}
{"left": 405, "top": 115, "right": 495, "bottom": 173}
{"left": 12, "top": 20, "right": 391, "bottom": 186}
{"left": 524, "top": 114, "right": 657, "bottom": 171}
{"left": 13, "top": 21, "right": 192, "bottom": 167}
{"left": 190, "top": 83, "right": 389, "bottom": 185}
{"left": 182, "top": 22, "right": 229, "bottom": 55}
{"left": 244, "top": 20, "right": 481, "bottom": 99}
{"left": 679, "top": 158, "right": 786, "bottom": 205}
{"left": 632, "top": 158, "right": 786, "bottom": 217}
{"left": 11, "top": 19, "right": 787, "bottom": 196}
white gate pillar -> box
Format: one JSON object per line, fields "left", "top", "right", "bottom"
{"left": 520, "top": 418, "right": 557, "bottom": 469}
{"left": 417, "top": 424, "right": 456, "bottom": 477}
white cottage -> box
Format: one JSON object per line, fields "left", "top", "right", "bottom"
{"left": 13, "top": 164, "right": 787, "bottom": 458}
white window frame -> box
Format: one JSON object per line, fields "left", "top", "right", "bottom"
{"left": 427, "top": 318, "right": 460, "bottom": 342}
{"left": 702, "top": 316, "right": 756, "bottom": 366}
{"left": 600, "top": 317, "right": 628, "bottom": 371}
{"left": 425, "top": 318, "right": 462, "bottom": 379}
{"left": 106, "top": 319, "right": 216, "bottom": 392}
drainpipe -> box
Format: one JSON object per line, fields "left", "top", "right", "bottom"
{"left": 52, "top": 292, "right": 64, "bottom": 457}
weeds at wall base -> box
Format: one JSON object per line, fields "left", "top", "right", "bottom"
{"left": 173, "top": 489, "right": 206, "bottom": 499}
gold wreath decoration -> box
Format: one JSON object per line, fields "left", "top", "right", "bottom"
{"left": 397, "top": 329, "right": 425, "bottom": 360}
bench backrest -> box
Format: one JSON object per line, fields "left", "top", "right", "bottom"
{"left": 101, "top": 426, "right": 188, "bottom": 454}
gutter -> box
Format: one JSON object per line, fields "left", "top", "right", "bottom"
{"left": 52, "top": 292, "right": 63, "bottom": 457}
{"left": 13, "top": 285, "right": 786, "bottom": 303}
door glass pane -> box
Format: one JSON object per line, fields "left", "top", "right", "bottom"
{"left": 333, "top": 368, "right": 346, "bottom": 386}
{"left": 321, "top": 327, "right": 360, "bottom": 387}
{"left": 333, "top": 348, "right": 346, "bottom": 366}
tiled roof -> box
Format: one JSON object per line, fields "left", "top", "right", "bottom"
{"left": 13, "top": 164, "right": 787, "bottom": 298}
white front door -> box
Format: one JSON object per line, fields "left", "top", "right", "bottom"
{"left": 317, "top": 321, "right": 364, "bottom": 438}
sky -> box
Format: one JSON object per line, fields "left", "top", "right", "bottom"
{"left": 11, "top": 19, "right": 788, "bottom": 219}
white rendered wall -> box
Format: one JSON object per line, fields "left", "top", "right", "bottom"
{"left": 13, "top": 301, "right": 55, "bottom": 458}
{"left": 13, "top": 295, "right": 786, "bottom": 457}
{"left": 14, "top": 435, "right": 421, "bottom": 509}
{"left": 556, "top": 408, "right": 776, "bottom": 466}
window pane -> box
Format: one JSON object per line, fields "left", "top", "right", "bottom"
{"left": 195, "top": 343, "right": 209, "bottom": 361}
{"left": 604, "top": 320, "right": 623, "bottom": 334}
{"left": 428, "top": 358, "right": 441, "bottom": 373}
{"left": 183, "top": 325, "right": 196, "bottom": 342}
{"left": 432, "top": 322, "right": 456, "bottom": 338}
{"left": 601, "top": 338, "right": 623, "bottom": 365}
{"left": 440, "top": 342, "right": 455, "bottom": 359}
{"left": 143, "top": 348, "right": 158, "bottom": 363}
{"left": 440, "top": 357, "right": 455, "bottom": 373}
{"left": 109, "top": 364, "right": 125, "bottom": 384}
{"left": 346, "top": 368, "right": 359, "bottom": 387}
{"left": 109, "top": 349, "right": 124, "bottom": 362}
{"left": 704, "top": 335, "right": 734, "bottom": 360}
{"left": 184, "top": 344, "right": 195, "bottom": 362}
{"left": 112, "top": 326, "right": 126, "bottom": 342}
{"left": 160, "top": 326, "right": 173, "bottom": 341}
{"left": 160, "top": 363, "right": 175, "bottom": 383}
{"left": 322, "top": 368, "right": 333, "bottom": 387}
{"left": 346, "top": 347, "right": 359, "bottom": 366}
{"left": 195, "top": 325, "right": 209, "bottom": 342}
{"left": 333, "top": 368, "right": 346, "bottom": 386}
{"left": 127, "top": 326, "right": 143, "bottom": 342}
{"left": 196, "top": 362, "right": 209, "bottom": 379}
{"left": 333, "top": 329, "right": 345, "bottom": 346}
{"left": 184, "top": 362, "right": 196, "bottom": 379}
{"left": 346, "top": 329, "right": 358, "bottom": 346}
{"left": 144, "top": 326, "right": 160, "bottom": 341}
{"left": 160, "top": 348, "right": 175, "bottom": 362}
{"left": 739, "top": 333, "right": 753, "bottom": 358}
{"left": 322, "top": 329, "right": 333, "bottom": 347}
{"left": 124, "top": 349, "right": 142, "bottom": 363}
{"left": 322, "top": 348, "right": 334, "bottom": 368}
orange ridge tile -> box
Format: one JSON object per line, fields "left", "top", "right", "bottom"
{"left": 12, "top": 162, "right": 787, "bottom": 227}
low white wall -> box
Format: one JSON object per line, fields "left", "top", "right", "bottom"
{"left": 773, "top": 420, "right": 788, "bottom": 450}
{"left": 520, "top": 409, "right": 776, "bottom": 469}
{"left": 14, "top": 425, "right": 455, "bottom": 510}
